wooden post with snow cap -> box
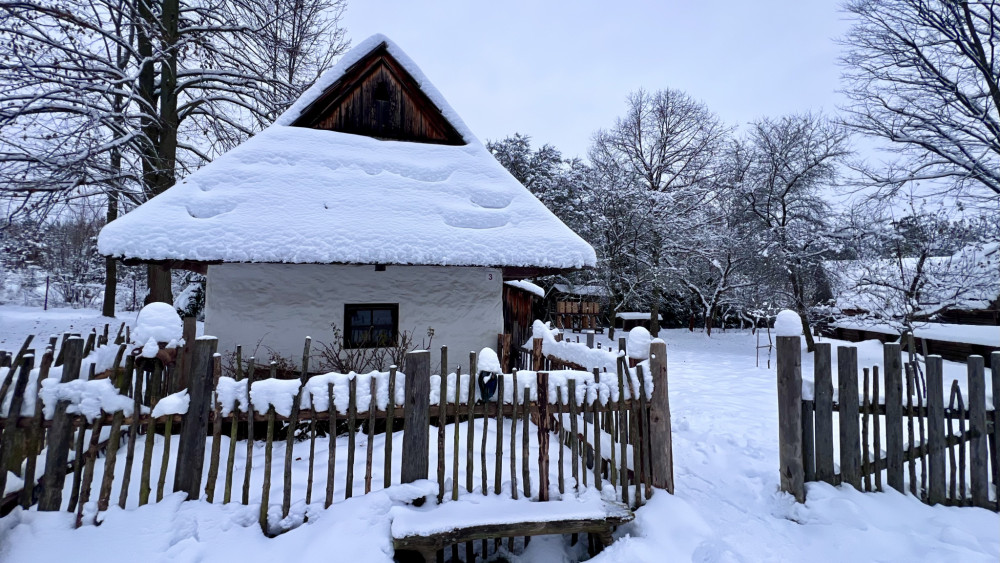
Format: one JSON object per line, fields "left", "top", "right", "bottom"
{"left": 776, "top": 333, "right": 804, "bottom": 503}
{"left": 401, "top": 349, "right": 431, "bottom": 484}
{"left": 174, "top": 336, "right": 218, "bottom": 499}
{"left": 648, "top": 339, "right": 673, "bottom": 493}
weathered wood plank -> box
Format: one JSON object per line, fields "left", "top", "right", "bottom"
{"left": 20, "top": 350, "right": 53, "bottom": 509}
{"left": 925, "top": 356, "right": 945, "bottom": 505}
{"left": 206, "top": 353, "right": 225, "bottom": 503}
{"left": 966, "top": 356, "right": 989, "bottom": 508}
{"left": 346, "top": 377, "right": 357, "bottom": 499}
{"left": 223, "top": 346, "right": 243, "bottom": 504}
{"left": 401, "top": 350, "right": 430, "bottom": 484}
{"left": 494, "top": 372, "right": 505, "bottom": 496}
{"left": 437, "top": 346, "right": 447, "bottom": 503}
{"left": 862, "top": 368, "right": 871, "bottom": 491}
{"left": 838, "top": 346, "right": 861, "bottom": 491}
{"left": 365, "top": 377, "right": 377, "bottom": 495}
{"left": 648, "top": 340, "right": 672, "bottom": 493}
{"left": 537, "top": 372, "right": 550, "bottom": 502}
{"left": 872, "top": 366, "right": 882, "bottom": 492}
{"left": 75, "top": 415, "right": 105, "bottom": 526}
{"left": 0, "top": 354, "right": 33, "bottom": 500}
{"left": 118, "top": 353, "right": 143, "bottom": 509}
{"left": 174, "top": 337, "right": 218, "bottom": 499}
{"left": 242, "top": 359, "right": 256, "bottom": 506}
{"left": 777, "top": 337, "right": 804, "bottom": 502}
{"left": 522, "top": 387, "right": 531, "bottom": 498}
{"left": 509, "top": 370, "right": 519, "bottom": 501}
{"left": 260, "top": 405, "right": 276, "bottom": 534}
{"left": 883, "top": 343, "right": 904, "bottom": 493}
{"left": 281, "top": 338, "right": 311, "bottom": 517}
{"left": 813, "top": 343, "right": 834, "bottom": 484}
{"left": 385, "top": 365, "right": 397, "bottom": 491}
{"left": 325, "top": 383, "right": 336, "bottom": 508}
{"left": 568, "top": 379, "right": 579, "bottom": 490}
{"left": 992, "top": 352, "right": 1000, "bottom": 512}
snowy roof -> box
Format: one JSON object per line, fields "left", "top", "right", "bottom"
{"left": 504, "top": 280, "right": 545, "bottom": 298}
{"left": 825, "top": 243, "right": 999, "bottom": 315}
{"left": 98, "top": 35, "right": 596, "bottom": 272}
{"left": 552, "top": 283, "right": 607, "bottom": 297}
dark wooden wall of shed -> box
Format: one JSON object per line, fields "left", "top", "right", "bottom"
{"left": 503, "top": 285, "right": 539, "bottom": 369}
{"left": 292, "top": 45, "right": 464, "bottom": 145}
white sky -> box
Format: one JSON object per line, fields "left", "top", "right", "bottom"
{"left": 344, "top": 1, "right": 851, "bottom": 159}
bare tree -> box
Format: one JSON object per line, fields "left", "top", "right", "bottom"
{"left": 842, "top": 0, "right": 1000, "bottom": 210}
{"left": 737, "top": 113, "right": 850, "bottom": 352}
{"left": 0, "top": 0, "right": 349, "bottom": 311}
{"left": 590, "top": 88, "right": 729, "bottom": 335}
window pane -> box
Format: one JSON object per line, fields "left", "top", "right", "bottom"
{"left": 372, "top": 309, "right": 394, "bottom": 326}
{"left": 351, "top": 309, "right": 371, "bottom": 326}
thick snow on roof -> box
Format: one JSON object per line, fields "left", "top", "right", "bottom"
{"left": 504, "top": 280, "right": 545, "bottom": 298}
{"left": 98, "top": 35, "right": 596, "bottom": 270}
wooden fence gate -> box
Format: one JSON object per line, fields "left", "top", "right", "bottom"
{"left": 776, "top": 336, "right": 999, "bottom": 511}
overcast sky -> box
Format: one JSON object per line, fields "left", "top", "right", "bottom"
{"left": 344, "top": 1, "right": 851, "bottom": 159}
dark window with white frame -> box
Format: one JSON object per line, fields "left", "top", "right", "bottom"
{"left": 344, "top": 303, "right": 398, "bottom": 348}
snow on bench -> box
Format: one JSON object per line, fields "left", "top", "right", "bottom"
{"left": 390, "top": 488, "right": 633, "bottom": 561}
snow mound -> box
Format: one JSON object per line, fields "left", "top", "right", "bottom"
{"left": 133, "top": 303, "right": 182, "bottom": 345}
{"left": 774, "top": 310, "right": 802, "bottom": 337}
{"left": 477, "top": 347, "right": 501, "bottom": 373}
{"left": 627, "top": 327, "right": 652, "bottom": 360}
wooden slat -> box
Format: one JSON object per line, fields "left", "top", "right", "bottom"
{"left": 837, "top": 346, "right": 860, "bottom": 490}
{"left": 466, "top": 353, "right": 476, "bottom": 497}
{"left": 537, "top": 372, "right": 550, "bottom": 502}
{"left": 966, "top": 356, "right": 989, "bottom": 508}
{"left": 365, "top": 378, "right": 377, "bottom": 495}
{"left": 905, "top": 363, "right": 917, "bottom": 496}
{"left": 510, "top": 370, "right": 519, "bottom": 500}
{"left": 242, "top": 359, "right": 256, "bottom": 506}
{"left": 555, "top": 386, "right": 565, "bottom": 496}
{"left": 593, "top": 370, "right": 603, "bottom": 491}
{"left": 98, "top": 356, "right": 131, "bottom": 511}
{"left": 118, "top": 353, "right": 144, "bottom": 509}
{"left": 872, "top": 366, "right": 882, "bottom": 492}
{"left": 75, "top": 415, "right": 105, "bottom": 526}
{"left": 568, "top": 379, "right": 579, "bottom": 490}
{"left": 637, "top": 364, "right": 652, "bottom": 500}
{"left": 260, "top": 405, "right": 276, "bottom": 534}
{"left": 346, "top": 377, "right": 357, "bottom": 499}
{"left": 862, "top": 368, "right": 871, "bottom": 491}
{"left": 494, "top": 372, "right": 505, "bottom": 495}
{"left": 802, "top": 396, "right": 816, "bottom": 484}
{"left": 0, "top": 355, "right": 33, "bottom": 501}
{"left": 174, "top": 337, "right": 218, "bottom": 499}
{"left": 616, "top": 358, "right": 629, "bottom": 505}
{"left": 155, "top": 415, "right": 174, "bottom": 502}
{"left": 384, "top": 365, "right": 397, "bottom": 490}
{"left": 20, "top": 350, "right": 53, "bottom": 509}
{"left": 522, "top": 387, "right": 531, "bottom": 498}
{"left": 401, "top": 351, "right": 430, "bottom": 484}
{"left": 813, "top": 343, "right": 834, "bottom": 484}
{"left": 325, "top": 383, "right": 336, "bottom": 508}
{"left": 883, "top": 343, "right": 904, "bottom": 493}
{"left": 282, "top": 338, "right": 311, "bottom": 517}
{"left": 138, "top": 363, "right": 161, "bottom": 506}
{"left": 452, "top": 368, "right": 461, "bottom": 502}
{"left": 777, "top": 337, "right": 804, "bottom": 501}
{"left": 223, "top": 346, "right": 243, "bottom": 504}
{"left": 648, "top": 341, "right": 672, "bottom": 493}
{"left": 925, "top": 356, "right": 945, "bottom": 505}
{"left": 992, "top": 352, "right": 1000, "bottom": 512}
{"left": 437, "top": 346, "right": 448, "bottom": 503}
{"left": 206, "top": 353, "right": 225, "bottom": 503}
{"left": 480, "top": 377, "right": 489, "bottom": 495}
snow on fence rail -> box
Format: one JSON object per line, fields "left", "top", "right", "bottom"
{"left": 776, "top": 337, "right": 999, "bottom": 511}
{"left": 0, "top": 326, "right": 673, "bottom": 559}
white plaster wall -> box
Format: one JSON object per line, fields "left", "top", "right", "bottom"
{"left": 205, "top": 263, "right": 503, "bottom": 373}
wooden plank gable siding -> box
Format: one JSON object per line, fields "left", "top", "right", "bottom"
{"left": 292, "top": 43, "right": 465, "bottom": 145}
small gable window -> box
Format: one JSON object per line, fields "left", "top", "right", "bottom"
{"left": 373, "top": 80, "right": 390, "bottom": 101}
{"left": 345, "top": 303, "right": 398, "bottom": 348}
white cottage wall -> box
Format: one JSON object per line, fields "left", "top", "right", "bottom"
{"left": 205, "top": 263, "right": 503, "bottom": 373}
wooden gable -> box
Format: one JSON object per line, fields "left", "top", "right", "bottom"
{"left": 292, "top": 43, "right": 465, "bottom": 145}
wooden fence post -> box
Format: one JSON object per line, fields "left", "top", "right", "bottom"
{"left": 837, "top": 346, "right": 861, "bottom": 490}
{"left": 813, "top": 343, "right": 835, "bottom": 484}
{"left": 883, "top": 342, "right": 904, "bottom": 493}
{"left": 532, "top": 338, "right": 544, "bottom": 371}
{"left": 401, "top": 350, "right": 430, "bottom": 484}
{"left": 966, "top": 355, "right": 989, "bottom": 508}
{"left": 925, "top": 355, "right": 945, "bottom": 505}
{"left": 537, "top": 371, "right": 550, "bottom": 502}
{"left": 37, "top": 337, "right": 84, "bottom": 511}
{"left": 776, "top": 336, "right": 804, "bottom": 502}
{"left": 648, "top": 340, "right": 673, "bottom": 493}
{"left": 991, "top": 351, "right": 1000, "bottom": 512}
{"left": 173, "top": 337, "right": 218, "bottom": 499}
{"left": 0, "top": 354, "right": 34, "bottom": 495}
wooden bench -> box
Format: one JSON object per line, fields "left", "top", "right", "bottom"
{"left": 390, "top": 495, "right": 633, "bottom": 562}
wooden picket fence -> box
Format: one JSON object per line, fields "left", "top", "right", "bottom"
{"left": 0, "top": 327, "right": 673, "bottom": 560}
{"left": 777, "top": 337, "right": 999, "bottom": 511}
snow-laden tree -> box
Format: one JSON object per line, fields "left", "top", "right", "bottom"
{"left": 735, "top": 113, "right": 849, "bottom": 351}
{"left": 0, "top": 0, "right": 349, "bottom": 311}
{"left": 834, "top": 195, "right": 999, "bottom": 335}
{"left": 842, "top": 0, "right": 1000, "bottom": 211}
{"left": 590, "top": 88, "right": 730, "bottom": 335}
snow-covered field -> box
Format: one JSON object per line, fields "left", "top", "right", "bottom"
{"left": 0, "top": 308, "right": 997, "bottom": 562}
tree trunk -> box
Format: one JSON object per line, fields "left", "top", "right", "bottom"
{"left": 705, "top": 306, "right": 714, "bottom": 336}
{"left": 789, "top": 269, "right": 816, "bottom": 352}
{"left": 650, "top": 285, "right": 661, "bottom": 337}
{"left": 146, "top": 264, "right": 173, "bottom": 305}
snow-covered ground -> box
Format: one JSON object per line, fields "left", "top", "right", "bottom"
{"left": 0, "top": 305, "right": 138, "bottom": 351}
{"left": 0, "top": 314, "right": 997, "bottom": 561}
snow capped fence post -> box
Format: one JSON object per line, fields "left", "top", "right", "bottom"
{"left": 402, "top": 349, "right": 431, "bottom": 484}
{"left": 173, "top": 336, "right": 218, "bottom": 499}
{"left": 776, "top": 335, "right": 804, "bottom": 503}
{"left": 37, "top": 337, "right": 84, "bottom": 511}
{"left": 648, "top": 339, "right": 673, "bottom": 494}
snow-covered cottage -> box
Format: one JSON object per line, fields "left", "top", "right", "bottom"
{"left": 98, "top": 35, "right": 596, "bottom": 370}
